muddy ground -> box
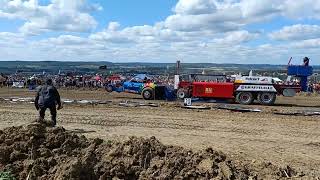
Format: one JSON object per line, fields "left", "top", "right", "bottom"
{"left": 0, "top": 88, "right": 319, "bottom": 177}
{"left": 1, "top": 123, "right": 305, "bottom": 179}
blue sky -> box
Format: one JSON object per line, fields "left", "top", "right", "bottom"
{"left": 0, "top": 0, "right": 320, "bottom": 64}
{"left": 93, "top": 0, "right": 178, "bottom": 28}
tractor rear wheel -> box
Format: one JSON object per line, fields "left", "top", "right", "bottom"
{"left": 257, "top": 92, "right": 276, "bottom": 105}
{"left": 236, "top": 92, "right": 254, "bottom": 105}
{"left": 177, "top": 88, "right": 191, "bottom": 99}
{"left": 142, "top": 88, "right": 154, "bottom": 100}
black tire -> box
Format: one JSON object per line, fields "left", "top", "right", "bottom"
{"left": 236, "top": 92, "right": 254, "bottom": 105}
{"left": 142, "top": 88, "right": 154, "bottom": 100}
{"left": 177, "top": 88, "right": 186, "bottom": 99}
{"left": 257, "top": 92, "right": 276, "bottom": 105}
{"left": 106, "top": 85, "right": 113, "bottom": 92}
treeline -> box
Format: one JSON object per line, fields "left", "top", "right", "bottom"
{"left": 0, "top": 61, "right": 319, "bottom": 75}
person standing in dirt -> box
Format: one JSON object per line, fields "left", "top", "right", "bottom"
{"left": 35, "top": 79, "right": 62, "bottom": 126}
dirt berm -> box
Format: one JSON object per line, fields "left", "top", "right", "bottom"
{"left": 0, "top": 123, "right": 310, "bottom": 180}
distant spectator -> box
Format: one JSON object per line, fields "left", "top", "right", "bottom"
{"left": 307, "top": 84, "right": 313, "bottom": 93}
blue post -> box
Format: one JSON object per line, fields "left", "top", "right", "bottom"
{"left": 300, "top": 76, "right": 308, "bottom": 92}
{"left": 287, "top": 65, "right": 313, "bottom": 92}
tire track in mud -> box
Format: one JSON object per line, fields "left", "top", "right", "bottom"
{"left": 58, "top": 107, "right": 266, "bottom": 134}
{"left": 59, "top": 117, "right": 205, "bottom": 130}
{"left": 59, "top": 106, "right": 212, "bottom": 130}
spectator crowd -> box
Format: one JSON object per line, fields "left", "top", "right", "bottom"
{"left": 0, "top": 73, "right": 111, "bottom": 90}
{"left": 0, "top": 72, "right": 320, "bottom": 94}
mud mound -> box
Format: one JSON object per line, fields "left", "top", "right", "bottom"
{"left": 0, "top": 124, "right": 306, "bottom": 179}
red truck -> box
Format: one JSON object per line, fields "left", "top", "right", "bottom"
{"left": 176, "top": 74, "right": 300, "bottom": 105}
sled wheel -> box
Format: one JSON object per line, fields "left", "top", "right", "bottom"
{"left": 257, "top": 92, "right": 276, "bottom": 105}
{"left": 236, "top": 92, "right": 254, "bottom": 105}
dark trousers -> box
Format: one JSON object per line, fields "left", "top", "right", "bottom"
{"left": 39, "top": 106, "right": 57, "bottom": 125}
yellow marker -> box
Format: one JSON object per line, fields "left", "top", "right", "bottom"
{"left": 205, "top": 88, "right": 213, "bottom": 93}
{"left": 235, "top": 80, "right": 244, "bottom": 83}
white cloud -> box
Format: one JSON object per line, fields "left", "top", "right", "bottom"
{"left": 164, "top": 13, "right": 242, "bottom": 32}
{"left": 1, "top": 0, "right": 320, "bottom": 64}
{"left": 165, "top": 1, "right": 243, "bottom": 32}
{"left": 89, "top": 22, "right": 188, "bottom": 44}
{"left": 240, "top": 0, "right": 281, "bottom": 17}
{"left": 43, "top": 35, "right": 88, "bottom": 45}
{"left": 1, "top": 31, "right": 319, "bottom": 64}
{"left": 291, "top": 38, "right": 320, "bottom": 49}
{"left": 239, "top": 0, "right": 320, "bottom": 20}
{"left": 0, "top": 32, "right": 24, "bottom": 41}
{"left": 214, "top": 30, "right": 260, "bottom": 44}
{"left": 0, "top": 0, "right": 101, "bottom": 35}
{"left": 270, "top": 24, "right": 320, "bottom": 41}
{"left": 165, "top": 0, "right": 320, "bottom": 33}
{"left": 89, "top": 23, "right": 134, "bottom": 44}
{"left": 174, "top": 0, "right": 217, "bottom": 15}
{"left": 107, "top": 22, "right": 121, "bottom": 31}
{"left": 283, "top": 0, "right": 320, "bottom": 19}
{"left": 0, "top": 32, "right": 25, "bottom": 47}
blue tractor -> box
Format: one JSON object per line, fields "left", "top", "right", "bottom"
{"left": 106, "top": 74, "right": 176, "bottom": 100}
{"left": 106, "top": 74, "right": 158, "bottom": 100}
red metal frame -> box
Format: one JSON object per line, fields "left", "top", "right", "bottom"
{"left": 178, "top": 75, "right": 302, "bottom": 100}
{"left": 273, "top": 84, "right": 301, "bottom": 95}
{"left": 191, "top": 82, "right": 234, "bottom": 98}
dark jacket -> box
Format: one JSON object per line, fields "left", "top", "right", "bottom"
{"left": 35, "top": 85, "right": 61, "bottom": 108}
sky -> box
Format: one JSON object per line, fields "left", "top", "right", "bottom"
{"left": 0, "top": 0, "right": 320, "bottom": 64}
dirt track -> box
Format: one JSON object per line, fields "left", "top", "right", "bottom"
{"left": 0, "top": 88, "right": 320, "bottom": 176}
